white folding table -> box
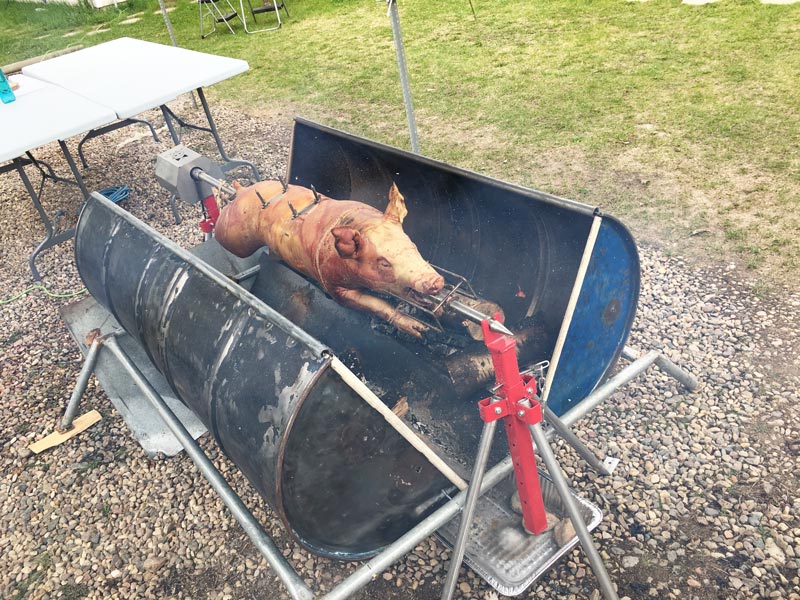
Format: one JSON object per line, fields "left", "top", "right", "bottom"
{"left": 0, "top": 75, "right": 117, "bottom": 279}
{"left": 2, "top": 38, "right": 255, "bottom": 279}
{"left": 23, "top": 37, "right": 258, "bottom": 192}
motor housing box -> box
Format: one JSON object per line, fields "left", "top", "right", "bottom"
{"left": 155, "top": 145, "right": 225, "bottom": 204}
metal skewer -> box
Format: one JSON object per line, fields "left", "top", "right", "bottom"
{"left": 190, "top": 167, "right": 237, "bottom": 197}
{"left": 447, "top": 299, "right": 514, "bottom": 336}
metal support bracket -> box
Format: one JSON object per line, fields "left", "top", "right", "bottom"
{"left": 479, "top": 315, "right": 549, "bottom": 535}
{"left": 442, "top": 314, "right": 618, "bottom": 600}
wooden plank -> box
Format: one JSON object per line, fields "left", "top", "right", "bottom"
{"left": 29, "top": 410, "right": 102, "bottom": 454}
{"left": 2, "top": 45, "right": 84, "bottom": 75}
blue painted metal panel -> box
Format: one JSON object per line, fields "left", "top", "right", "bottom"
{"left": 547, "top": 217, "right": 640, "bottom": 415}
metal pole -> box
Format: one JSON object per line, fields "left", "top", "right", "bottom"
{"left": 158, "top": 0, "right": 199, "bottom": 109}
{"left": 387, "top": 0, "right": 420, "bottom": 154}
{"left": 559, "top": 351, "right": 660, "bottom": 427}
{"left": 103, "top": 337, "right": 314, "bottom": 600}
{"left": 529, "top": 423, "right": 619, "bottom": 600}
{"left": 543, "top": 406, "right": 613, "bottom": 476}
{"left": 621, "top": 346, "right": 699, "bottom": 391}
{"left": 60, "top": 336, "right": 103, "bottom": 431}
{"left": 191, "top": 168, "right": 237, "bottom": 196}
{"left": 540, "top": 214, "right": 602, "bottom": 406}
{"left": 440, "top": 419, "right": 497, "bottom": 600}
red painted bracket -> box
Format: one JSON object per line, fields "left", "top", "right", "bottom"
{"left": 199, "top": 194, "right": 221, "bottom": 234}
{"left": 477, "top": 314, "right": 549, "bottom": 535}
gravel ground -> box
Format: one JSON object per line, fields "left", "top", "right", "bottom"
{"left": 1, "top": 100, "right": 798, "bottom": 600}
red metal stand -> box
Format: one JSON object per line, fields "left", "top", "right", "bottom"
{"left": 477, "top": 314, "right": 549, "bottom": 535}
{"left": 199, "top": 194, "right": 221, "bottom": 234}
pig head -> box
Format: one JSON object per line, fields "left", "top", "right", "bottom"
{"left": 215, "top": 181, "right": 444, "bottom": 337}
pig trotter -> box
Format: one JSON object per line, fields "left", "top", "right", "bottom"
{"left": 333, "top": 287, "right": 428, "bottom": 338}
{"left": 389, "top": 311, "right": 429, "bottom": 338}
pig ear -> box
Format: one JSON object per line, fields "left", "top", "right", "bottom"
{"left": 384, "top": 183, "right": 408, "bottom": 225}
{"left": 232, "top": 180, "right": 243, "bottom": 190}
{"left": 332, "top": 227, "right": 362, "bottom": 259}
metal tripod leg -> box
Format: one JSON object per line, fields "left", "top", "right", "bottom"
{"left": 440, "top": 418, "right": 497, "bottom": 600}
{"left": 621, "top": 346, "right": 699, "bottom": 391}
{"left": 60, "top": 333, "right": 107, "bottom": 431}
{"left": 544, "top": 406, "right": 618, "bottom": 476}
{"left": 529, "top": 422, "right": 619, "bottom": 600}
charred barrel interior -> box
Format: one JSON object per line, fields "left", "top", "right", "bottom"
{"left": 75, "top": 118, "right": 640, "bottom": 560}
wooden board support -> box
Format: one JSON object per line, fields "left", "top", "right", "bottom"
{"left": 29, "top": 410, "right": 102, "bottom": 454}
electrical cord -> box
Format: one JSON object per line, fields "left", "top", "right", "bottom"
{"left": 99, "top": 185, "right": 130, "bottom": 204}
{"left": 1, "top": 285, "right": 87, "bottom": 306}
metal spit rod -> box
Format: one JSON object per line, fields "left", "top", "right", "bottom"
{"left": 191, "top": 167, "right": 237, "bottom": 197}
{"left": 446, "top": 298, "right": 514, "bottom": 336}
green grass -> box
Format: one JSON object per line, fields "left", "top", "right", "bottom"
{"left": 2, "top": 0, "right": 799, "bottom": 285}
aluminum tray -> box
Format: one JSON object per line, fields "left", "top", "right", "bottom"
{"left": 437, "top": 471, "right": 602, "bottom": 596}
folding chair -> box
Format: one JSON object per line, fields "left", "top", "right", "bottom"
{"left": 199, "top": 0, "right": 243, "bottom": 39}
{"left": 240, "top": 0, "right": 289, "bottom": 33}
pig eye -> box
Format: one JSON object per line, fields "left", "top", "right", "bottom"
{"left": 378, "top": 258, "right": 392, "bottom": 270}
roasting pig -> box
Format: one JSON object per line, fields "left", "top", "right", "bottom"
{"left": 214, "top": 181, "right": 444, "bottom": 337}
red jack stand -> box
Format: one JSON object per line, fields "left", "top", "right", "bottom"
{"left": 440, "top": 316, "right": 619, "bottom": 600}
{"left": 477, "top": 315, "right": 549, "bottom": 535}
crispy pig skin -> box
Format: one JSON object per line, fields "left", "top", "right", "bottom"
{"left": 215, "top": 181, "right": 444, "bottom": 337}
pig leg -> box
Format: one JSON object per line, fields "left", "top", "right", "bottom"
{"left": 332, "top": 287, "right": 428, "bottom": 338}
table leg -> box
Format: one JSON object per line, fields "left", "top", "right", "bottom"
{"left": 13, "top": 158, "right": 75, "bottom": 281}
{"left": 78, "top": 118, "right": 161, "bottom": 169}
{"left": 195, "top": 88, "right": 260, "bottom": 180}
{"left": 24, "top": 152, "right": 80, "bottom": 190}
{"left": 161, "top": 105, "right": 181, "bottom": 145}
{"left": 58, "top": 140, "right": 90, "bottom": 199}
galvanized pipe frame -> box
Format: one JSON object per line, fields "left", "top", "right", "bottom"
{"left": 59, "top": 320, "right": 697, "bottom": 599}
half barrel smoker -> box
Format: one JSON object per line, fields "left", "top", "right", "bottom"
{"left": 57, "top": 118, "right": 698, "bottom": 599}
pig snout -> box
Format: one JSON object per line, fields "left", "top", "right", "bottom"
{"left": 413, "top": 272, "right": 445, "bottom": 295}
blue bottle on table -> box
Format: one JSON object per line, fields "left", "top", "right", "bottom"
{"left": 0, "top": 69, "right": 16, "bottom": 104}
